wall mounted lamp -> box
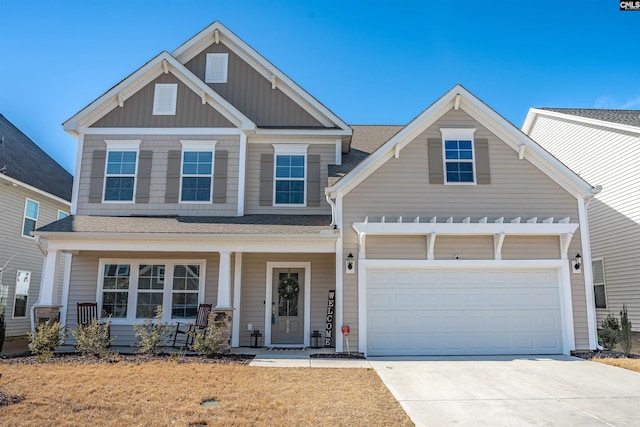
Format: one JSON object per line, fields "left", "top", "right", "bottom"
{"left": 346, "top": 252, "right": 355, "bottom": 274}
{"left": 572, "top": 253, "right": 582, "bottom": 273}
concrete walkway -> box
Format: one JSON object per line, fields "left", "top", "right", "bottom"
{"left": 369, "top": 355, "right": 640, "bottom": 427}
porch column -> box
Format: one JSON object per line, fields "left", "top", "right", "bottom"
{"left": 38, "top": 249, "right": 60, "bottom": 306}
{"left": 216, "top": 251, "right": 232, "bottom": 309}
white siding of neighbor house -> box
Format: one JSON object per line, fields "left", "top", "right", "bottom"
{"left": 64, "top": 251, "right": 220, "bottom": 348}
{"left": 245, "top": 137, "right": 335, "bottom": 215}
{"left": 527, "top": 114, "right": 640, "bottom": 331}
{"left": 0, "top": 183, "right": 70, "bottom": 336}
{"left": 76, "top": 134, "right": 240, "bottom": 216}
{"left": 341, "top": 108, "right": 589, "bottom": 350}
{"left": 238, "top": 253, "right": 335, "bottom": 347}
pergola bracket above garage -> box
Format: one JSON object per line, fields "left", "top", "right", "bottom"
{"left": 352, "top": 216, "right": 578, "bottom": 260}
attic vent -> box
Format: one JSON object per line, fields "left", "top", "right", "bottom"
{"left": 153, "top": 83, "right": 177, "bottom": 115}
{"left": 205, "top": 53, "right": 228, "bottom": 83}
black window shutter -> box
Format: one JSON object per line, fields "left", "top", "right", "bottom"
{"left": 135, "top": 150, "right": 153, "bottom": 203}
{"left": 165, "top": 150, "right": 181, "bottom": 203}
{"left": 213, "top": 150, "right": 228, "bottom": 204}
{"left": 259, "top": 153, "right": 274, "bottom": 206}
{"left": 427, "top": 138, "right": 444, "bottom": 184}
{"left": 475, "top": 139, "right": 491, "bottom": 185}
{"left": 88, "top": 150, "right": 106, "bottom": 203}
{"left": 307, "top": 154, "right": 321, "bottom": 207}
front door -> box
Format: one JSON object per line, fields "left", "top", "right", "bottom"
{"left": 271, "top": 268, "right": 304, "bottom": 345}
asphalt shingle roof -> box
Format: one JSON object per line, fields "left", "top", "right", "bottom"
{"left": 540, "top": 108, "right": 640, "bottom": 128}
{"left": 0, "top": 114, "right": 73, "bottom": 201}
{"left": 37, "top": 214, "right": 336, "bottom": 235}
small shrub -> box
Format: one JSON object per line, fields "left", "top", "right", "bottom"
{"left": 28, "top": 320, "right": 66, "bottom": 361}
{"left": 600, "top": 313, "right": 620, "bottom": 350}
{"left": 0, "top": 306, "right": 6, "bottom": 353}
{"left": 620, "top": 304, "right": 633, "bottom": 356}
{"left": 133, "top": 306, "right": 172, "bottom": 354}
{"left": 189, "top": 313, "right": 229, "bottom": 357}
{"left": 72, "top": 316, "right": 112, "bottom": 357}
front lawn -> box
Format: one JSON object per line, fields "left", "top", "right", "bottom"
{"left": 592, "top": 358, "right": 640, "bottom": 373}
{"left": 0, "top": 357, "right": 412, "bottom": 427}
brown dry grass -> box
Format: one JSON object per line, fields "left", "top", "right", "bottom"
{"left": 593, "top": 358, "right": 640, "bottom": 373}
{"left": 0, "top": 361, "right": 412, "bottom": 427}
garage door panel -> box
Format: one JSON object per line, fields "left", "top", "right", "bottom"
{"left": 367, "top": 268, "right": 563, "bottom": 356}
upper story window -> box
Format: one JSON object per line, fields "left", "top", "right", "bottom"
{"left": 273, "top": 144, "right": 308, "bottom": 206}
{"left": 57, "top": 210, "right": 69, "bottom": 220}
{"left": 441, "top": 128, "right": 476, "bottom": 184}
{"left": 205, "top": 53, "right": 228, "bottom": 83}
{"left": 104, "top": 140, "right": 141, "bottom": 202}
{"left": 152, "top": 83, "right": 178, "bottom": 115}
{"left": 180, "top": 141, "right": 216, "bottom": 203}
{"left": 22, "top": 199, "right": 39, "bottom": 237}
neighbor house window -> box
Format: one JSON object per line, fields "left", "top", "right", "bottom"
{"left": 98, "top": 259, "right": 205, "bottom": 322}
{"left": 152, "top": 83, "right": 178, "bottom": 115}
{"left": 57, "top": 210, "right": 69, "bottom": 220}
{"left": 13, "top": 270, "right": 30, "bottom": 318}
{"left": 441, "top": 128, "right": 476, "bottom": 184}
{"left": 180, "top": 141, "right": 216, "bottom": 202}
{"left": 22, "top": 199, "right": 39, "bottom": 237}
{"left": 592, "top": 258, "right": 607, "bottom": 309}
{"left": 205, "top": 53, "right": 228, "bottom": 83}
{"left": 104, "top": 140, "right": 140, "bottom": 202}
{"left": 273, "top": 144, "right": 308, "bottom": 205}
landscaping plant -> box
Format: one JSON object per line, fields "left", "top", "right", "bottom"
{"left": 190, "top": 313, "right": 229, "bottom": 357}
{"left": 72, "top": 316, "right": 112, "bottom": 357}
{"left": 600, "top": 312, "right": 620, "bottom": 350}
{"left": 620, "top": 304, "right": 633, "bottom": 356}
{"left": 28, "top": 320, "right": 66, "bottom": 361}
{"left": 133, "top": 306, "right": 172, "bottom": 354}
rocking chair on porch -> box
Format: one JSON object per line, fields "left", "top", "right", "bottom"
{"left": 172, "top": 303, "right": 212, "bottom": 348}
{"left": 76, "top": 302, "right": 111, "bottom": 341}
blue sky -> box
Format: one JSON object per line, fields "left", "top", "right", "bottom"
{"left": 1, "top": 1, "right": 638, "bottom": 174}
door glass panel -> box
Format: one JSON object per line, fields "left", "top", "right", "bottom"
{"left": 277, "top": 272, "right": 298, "bottom": 316}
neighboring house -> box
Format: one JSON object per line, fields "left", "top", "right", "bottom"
{"left": 0, "top": 114, "right": 73, "bottom": 336}
{"left": 35, "top": 22, "right": 601, "bottom": 356}
{"left": 523, "top": 108, "right": 639, "bottom": 331}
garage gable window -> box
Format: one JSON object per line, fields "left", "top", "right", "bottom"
{"left": 441, "top": 128, "right": 476, "bottom": 184}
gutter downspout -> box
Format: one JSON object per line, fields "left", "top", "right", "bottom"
{"left": 325, "top": 188, "right": 337, "bottom": 227}
{"left": 30, "top": 236, "right": 48, "bottom": 330}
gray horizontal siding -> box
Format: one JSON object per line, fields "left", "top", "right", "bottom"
{"left": 184, "top": 42, "right": 324, "bottom": 128}
{"left": 341, "top": 108, "right": 589, "bottom": 350}
{"left": 76, "top": 134, "right": 239, "bottom": 216}
{"left": 91, "top": 73, "right": 235, "bottom": 128}
{"left": 0, "top": 184, "right": 70, "bottom": 336}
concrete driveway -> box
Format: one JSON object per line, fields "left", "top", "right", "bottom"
{"left": 369, "top": 355, "right": 640, "bottom": 426}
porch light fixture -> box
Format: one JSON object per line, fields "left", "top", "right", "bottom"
{"left": 346, "top": 252, "right": 355, "bottom": 274}
{"left": 572, "top": 253, "right": 582, "bottom": 273}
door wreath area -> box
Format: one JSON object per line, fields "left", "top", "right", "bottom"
{"left": 278, "top": 277, "right": 300, "bottom": 301}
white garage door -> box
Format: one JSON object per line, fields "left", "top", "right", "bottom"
{"left": 367, "top": 268, "right": 563, "bottom": 356}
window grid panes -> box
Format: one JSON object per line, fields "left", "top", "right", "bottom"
{"left": 102, "top": 264, "right": 130, "bottom": 318}
{"left": 22, "top": 199, "right": 39, "bottom": 237}
{"left": 444, "top": 140, "right": 474, "bottom": 183}
{"left": 181, "top": 151, "right": 213, "bottom": 202}
{"left": 136, "top": 265, "right": 165, "bottom": 318}
{"left": 275, "top": 155, "right": 305, "bottom": 204}
{"left": 172, "top": 265, "right": 200, "bottom": 319}
{"left": 105, "top": 151, "right": 137, "bottom": 201}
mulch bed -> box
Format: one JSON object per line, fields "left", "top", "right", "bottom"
{"left": 310, "top": 352, "right": 366, "bottom": 359}
{"left": 571, "top": 350, "right": 640, "bottom": 360}
{"left": 0, "top": 352, "right": 255, "bottom": 365}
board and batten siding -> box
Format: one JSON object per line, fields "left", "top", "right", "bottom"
{"left": 528, "top": 114, "right": 640, "bottom": 330}
{"left": 184, "top": 42, "right": 325, "bottom": 128}
{"left": 245, "top": 139, "right": 335, "bottom": 215}
{"left": 64, "top": 251, "right": 220, "bottom": 348}
{"left": 91, "top": 73, "right": 235, "bottom": 128}
{"left": 0, "top": 184, "right": 70, "bottom": 336}
{"left": 341, "top": 108, "right": 589, "bottom": 350}
{"left": 238, "top": 253, "right": 334, "bottom": 347}
{"left": 76, "top": 134, "right": 240, "bottom": 216}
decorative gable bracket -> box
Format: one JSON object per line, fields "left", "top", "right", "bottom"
{"left": 352, "top": 215, "right": 578, "bottom": 260}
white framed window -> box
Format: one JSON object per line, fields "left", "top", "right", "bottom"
{"left": 22, "top": 199, "right": 39, "bottom": 237}
{"left": 57, "top": 210, "right": 69, "bottom": 220}
{"left": 441, "top": 128, "right": 476, "bottom": 184}
{"left": 13, "top": 270, "right": 30, "bottom": 318}
{"left": 97, "top": 259, "right": 205, "bottom": 323}
{"left": 273, "top": 144, "right": 308, "bottom": 206}
{"left": 205, "top": 53, "right": 228, "bottom": 83}
{"left": 103, "top": 140, "right": 141, "bottom": 202}
{"left": 592, "top": 258, "right": 607, "bottom": 309}
{"left": 179, "top": 140, "right": 216, "bottom": 203}
{"left": 152, "top": 83, "right": 178, "bottom": 115}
